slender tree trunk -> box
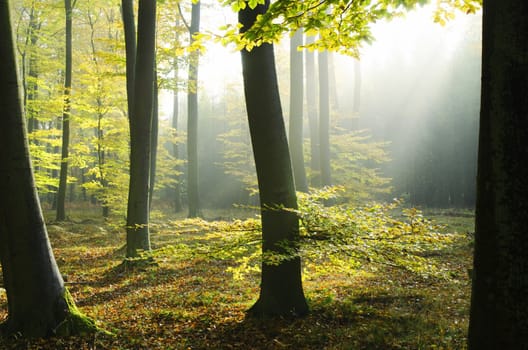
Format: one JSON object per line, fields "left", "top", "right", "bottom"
{"left": 172, "top": 36, "right": 182, "bottom": 212}
{"left": 328, "top": 52, "right": 339, "bottom": 111}
{"left": 26, "top": 4, "right": 40, "bottom": 134}
{"left": 126, "top": 0, "right": 156, "bottom": 257}
{"left": 149, "top": 70, "right": 159, "bottom": 210}
{"left": 87, "top": 11, "right": 110, "bottom": 218}
{"left": 187, "top": 1, "right": 201, "bottom": 218}
{"left": 468, "top": 0, "right": 528, "bottom": 347}
{"left": 96, "top": 111, "right": 110, "bottom": 218}
{"left": 352, "top": 59, "right": 361, "bottom": 130}
{"left": 318, "top": 49, "right": 331, "bottom": 187}
{"left": 288, "top": 29, "right": 308, "bottom": 193}
{"left": 56, "top": 0, "right": 73, "bottom": 221}
{"left": 0, "top": 1, "right": 95, "bottom": 337}
{"left": 353, "top": 59, "right": 361, "bottom": 114}
{"left": 239, "top": 1, "right": 308, "bottom": 317}
{"left": 305, "top": 35, "right": 320, "bottom": 187}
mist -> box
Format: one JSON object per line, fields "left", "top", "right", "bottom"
{"left": 160, "top": 5, "right": 482, "bottom": 210}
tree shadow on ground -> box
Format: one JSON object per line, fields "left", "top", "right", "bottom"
{"left": 192, "top": 294, "right": 425, "bottom": 350}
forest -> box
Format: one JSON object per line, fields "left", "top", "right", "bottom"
{"left": 0, "top": 0, "right": 527, "bottom": 349}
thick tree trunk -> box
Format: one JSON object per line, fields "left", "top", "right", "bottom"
{"left": 305, "top": 36, "right": 320, "bottom": 187}
{"left": 126, "top": 0, "right": 156, "bottom": 257}
{"left": 239, "top": 1, "right": 308, "bottom": 317}
{"left": 468, "top": 0, "right": 528, "bottom": 347}
{"left": 187, "top": 1, "right": 201, "bottom": 218}
{"left": 288, "top": 30, "right": 308, "bottom": 193}
{"left": 121, "top": 0, "right": 136, "bottom": 119}
{"left": 56, "top": 0, "right": 73, "bottom": 221}
{"left": 0, "top": 0, "right": 95, "bottom": 337}
{"left": 318, "top": 49, "right": 331, "bottom": 187}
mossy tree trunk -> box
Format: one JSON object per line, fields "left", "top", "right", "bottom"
{"left": 468, "top": 0, "right": 528, "bottom": 347}
{"left": 0, "top": 0, "right": 96, "bottom": 337}
{"left": 239, "top": 1, "right": 309, "bottom": 317}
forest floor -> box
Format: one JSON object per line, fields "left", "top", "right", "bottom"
{"left": 0, "top": 208, "right": 474, "bottom": 350}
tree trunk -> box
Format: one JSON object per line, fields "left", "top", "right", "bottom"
{"left": 468, "top": 0, "right": 528, "bottom": 347}
{"left": 351, "top": 59, "right": 361, "bottom": 130}
{"left": 25, "top": 4, "right": 40, "bottom": 134}
{"left": 149, "top": 70, "right": 159, "bottom": 210}
{"left": 56, "top": 0, "right": 73, "bottom": 221}
{"left": 239, "top": 1, "right": 308, "bottom": 317}
{"left": 126, "top": 0, "right": 156, "bottom": 257}
{"left": 0, "top": 0, "right": 95, "bottom": 337}
{"left": 353, "top": 59, "right": 361, "bottom": 114}
{"left": 288, "top": 29, "right": 308, "bottom": 193}
{"left": 305, "top": 35, "right": 320, "bottom": 187}
{"left": 121, "top": 0, "right": 136, "bottom": 120}
{"left": 328, "top": 52, "right": 339, "bottom": 111}
{"left": 172, "top": 41, "right": 183, "bottom": 212}
{"left": 318, "top": 49, "right": 331, "bottom": 187}
{"left": 187, "top": 1, "right": 201, "bottom": 218}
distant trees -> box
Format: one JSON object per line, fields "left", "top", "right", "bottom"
{"left": 304, "top": 36, "right": 320, "bottom": 188}
{"left": 171, "top": 17, "right": 183, "bottom": 213}
{"left": 56, "top": 0, "right": 74, "bottom": 221}
{"left": 288, "top": 30, "right": 308, "bottom": 193}
{"left": 239, "top": 0, "right": 309, "bottom": 317}
{"left": 185, "top": 1, "right": 201, "bottom": 218}
{"left": 468, "top": 0, "right": 528, "bottom": 347}
{"left": 318, "top": 48, "right": 332, "bottom": 188}
{"left": 18, "top": 0, "right": 42, "bottom": 134}
{"left": 0, "top": 0, "right": 95, "bottom": 336}
{"left": 11, "top": 0, "right": 416, "bottom": 217}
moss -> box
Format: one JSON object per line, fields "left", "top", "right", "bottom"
{"left": 53, "top": 288, "right": 112, "bottom": 337}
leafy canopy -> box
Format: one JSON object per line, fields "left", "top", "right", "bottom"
{"left": 218, "top": 0, "right": 482, "bottom": 55}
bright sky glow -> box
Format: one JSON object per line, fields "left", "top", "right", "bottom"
{"left": 160, "top": 4, "right": 482, "bottom": 122}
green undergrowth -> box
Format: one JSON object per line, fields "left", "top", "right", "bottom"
{"left": 0, "top": 202, "right": 474, "bottom": 349}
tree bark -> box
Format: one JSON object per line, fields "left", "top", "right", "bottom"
{"left": 328, "top": 52, "right": 339, "bottom": 111}
{"left": 239, "top": 1, "right": 308, "bottom": 317}
{"left": 288, "top": 29, "right": 308, "bottom": 193}
{"left": 0, "top": 0, "right": 95, "bottom": 337}
{"left": 318, "top": 49, "right": 331, "bottom": 187}
{"left": 172, "top": 42, "right": 183, "bottom": 212}
{"left": 126, "top": 0, "right": 156, "bottom": 257}
{"left": 121, "top": 0, "right": 136, "bottom": 120}
{"left": 353, "top": 59, "right": 361, "bottom": 115}
{"left": 25, "top": 3, "right": 40, "bottom": 134}
{"left": 187, "top": 1, "right": 201, "bottom": 218}
{"left": 468, "top": 0, "right": 528, "bottom": 347}
{"left": 56, "top": 0, "right": 73, "bottom": 221}
{"left": 149, "top": 70, "right": 159, "bottom": 210}
{"left": 305, "top": 35, "right": 320, "bottom": 187}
